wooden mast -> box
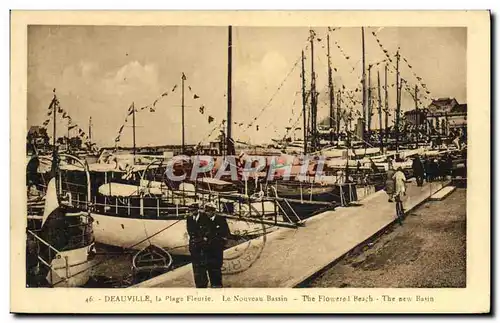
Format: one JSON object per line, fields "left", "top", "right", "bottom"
{"left": 337, "top": 88, "right": 341, "bottom": 143}
{"left": 226, "top": 25, "right": 235, "bottom": 156}
{"left": 52, "top": 91, "right": 57, "bottom": 149}
{"left": 181, "top": 73, "right": 186, "bottom": 154}
{"left": 66, "top": 117, "right": 70, "bottom": 152}
{"left": 132, "top": 101, "right": 136, "bottom": 159}
{"left": 327, "top": 33, "right": 335, "bottom": 145}
{"left": 367, "top": 64, "right": 372, "bottom": 138}
{"left": 361, "top": 27, "right": 366, "bottom": 141}
{"left": 395, "top": 49, "right": 400, "bottom": 153}
{"left": 377, "top": 69, "right": 383, "bottom": 152}
{"left": 414, "top": 84, "right": 419, "bottom": 148}
{"left": 301, "top": 50, "right": 308, "bottom": 154}
{"left": 309, "top": 29, "right": 317, "bottom": 152}
{"left": 88, "top": 116, "right": 92, "bottom": 148}
{"left": 384, "top": 64, "right": 389, "bottom": 145}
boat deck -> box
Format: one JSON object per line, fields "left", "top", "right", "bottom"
{"left": 131, "top": 179, "right": 449, "bottom": 288}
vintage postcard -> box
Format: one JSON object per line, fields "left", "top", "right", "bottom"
{"left": 10, "top": 10, "right": 490, "bottom": 314}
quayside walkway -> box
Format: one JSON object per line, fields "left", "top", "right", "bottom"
{"left": 132, "top": 180, "right": 448, "bottom": 288}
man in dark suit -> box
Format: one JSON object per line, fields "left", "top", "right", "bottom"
{"left": 187, "top": 203, "right": 230, "bottom": 288}
{"left": 412, "top": 155, "right": 425, "bottom": 186}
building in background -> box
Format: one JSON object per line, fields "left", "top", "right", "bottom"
{"left": 403, "top": 98, "right": 467, "bottom": 137}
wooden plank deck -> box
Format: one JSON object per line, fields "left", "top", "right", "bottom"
{"left": 131, "top": 180, "right": 448, "bottom": 288}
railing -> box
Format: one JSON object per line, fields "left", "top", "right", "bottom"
{"left": 27, "top": 229, "right": 67, "bottom": 286}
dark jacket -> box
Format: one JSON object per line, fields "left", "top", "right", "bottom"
{"left": 187, "top": 211, "right": 230, "bottom": 250}
{"left": 412, "top": 158, "right": 424, "bottom": 175}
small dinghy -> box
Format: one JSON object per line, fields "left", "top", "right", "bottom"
{"left": 132, "top": 244, "right": 173, "bottom": 283}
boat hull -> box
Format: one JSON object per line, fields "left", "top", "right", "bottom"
{"left": 91, "top": 213, "right": 267, "bottom": 256}
{"left": 46, "top": 244, "right": 96, "bottom": 287}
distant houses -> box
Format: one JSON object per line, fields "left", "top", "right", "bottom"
{"left": 404, "top": 97, "right": 467, "bottom": 136}
{"left": 27, "top": 126, "right": 50, "bottom": 151}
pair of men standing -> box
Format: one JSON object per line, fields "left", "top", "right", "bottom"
{"left": 187, "top": 203, "right": 230, "bottom": 288}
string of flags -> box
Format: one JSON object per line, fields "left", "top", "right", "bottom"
{"left": 370, "top": 31, "right": 434, "bottom": 105}
{"left": 371, "top": 31, "right": 394, "bottom": 64}
{"left": 40, "top": 93, "right": 97, "bottom": 151}
{"left": 243, "top": 53, "right": 302, "bottom": 132}
{"left": 401, "top": 56, "right": 432, "bottom": 101}
{"left": 114, "top": 82, "right": 181, "bottom": 144}
{"left": 184, "top": 77, "right": 218, "bottom": 126}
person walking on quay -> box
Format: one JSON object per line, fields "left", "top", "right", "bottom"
{"left": 385, "top": 160, "right": 396, "bottom": 202}
{"left": 393, "top": 167, "right": 407, "bottom": 225}
{"left": 187, "top": 203, "right": 230, "bottom": 288}
{"left": 412, "top": 155, "right": 425, "bottom": 187}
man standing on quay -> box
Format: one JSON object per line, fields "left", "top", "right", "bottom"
{"left": 412, "top": 155, "right": 425, "bottom": 187}
{"left": 187, "top": 203, "right": 230, "bottom": 288}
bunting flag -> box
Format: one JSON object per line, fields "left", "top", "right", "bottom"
{"left": 172, "top": 84, "right": 177, "bottom": 92}
{"left": 68, "top": 124, "right": 77, "bottom": 130}
{"left": 371, "top": 27, "right": 434, "bottom": 103}
{"left": 42, "top": 119, "right": 50, "bottom": 127}
{"left": 149, "top": 107, "right": 155, "bottom": 113}
{"left": 199, "top": 105, "right": 205, "bottom": 114}
{"left": 208, "top": 115, "right": 214, "bottom": 124}
{"left": 256, "top": 125, "right": 259, "bottom": 131}
{"left": 161, "top": 91, "right": 169, "bottom": 97}
{"left": 193, "top": 94, "right": 199, "bottom": 99}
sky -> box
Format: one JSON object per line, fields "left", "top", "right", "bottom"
{"left": 28, "top": 26, "right": 466, "bottom": 147}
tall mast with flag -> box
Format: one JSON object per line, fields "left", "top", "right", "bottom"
{"left": 361, "top": 27, "right": 366, "bottom": 141}
{"left": 226, "top": 25, "right": 235, "bottom": 156}
{"left": 181, "top": 72, "right": 186, "bottom": 154}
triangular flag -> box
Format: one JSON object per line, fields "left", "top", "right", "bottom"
{"left": 172, "top": 84, "right": 177, "bottom": 92}
{"left": 199, "top": 105, "right": 205, "bottom": 114}
{"left": 193, "top": 94, "right": 199, "bottom": 99}
{"left": 161, "top": 92, "right": 168, "bottom": 97}
{"left": 208, "top": 116, "right": 214, "bottom": 123}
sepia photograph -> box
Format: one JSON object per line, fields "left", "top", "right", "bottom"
{"left": 11, "top": 10, "right": 490, "bottom": 314}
